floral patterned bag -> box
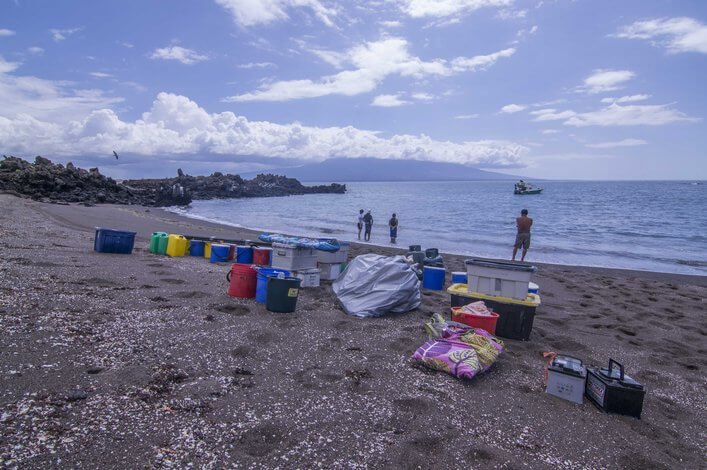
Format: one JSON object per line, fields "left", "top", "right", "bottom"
{"left": 413, "top": 314, "right": 504, "bottom": 380}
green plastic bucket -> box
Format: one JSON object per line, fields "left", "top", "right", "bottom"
{"left": 265, "top": 277, "right": 301, "bottom": 313}
{"left": 150, "top": 232, "right": 167, "bottom": 253}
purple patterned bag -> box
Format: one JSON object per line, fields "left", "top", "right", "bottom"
{"left": 413, "top": 315, "right": 504, "bottom": 380}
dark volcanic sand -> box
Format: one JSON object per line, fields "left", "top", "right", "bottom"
{"left": 0, "top": 194, "right": 705, "bottom": 469}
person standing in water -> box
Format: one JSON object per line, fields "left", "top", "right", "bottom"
{"left": 388, "top": 213, "right": 398, "bottom": 243}
{"left": 512, "top": 208, "right": 533, "bottom": 262}
{"left": 357, "top": 209, "right": 364, "bottom": 240}
{"left": 363, "top": 210, "right": 373, "bottom": 241}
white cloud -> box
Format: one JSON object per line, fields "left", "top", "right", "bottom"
{"left": 50, "top": 27, "right": 82, "bottom": 42}
{"left": 371, "top": 94, "right": 410, "bottom": 107}
{"left": 497, "top": 9, "right": 527, "bottom": 20}
{"left": 215, "top": 0, "right": 337, "bottom": 28}
{"left": 90, "top": 72, "right": 113, "bottom": 79}
{"left": 455, "top": 114, "right": 480, "bottom": 119}
{"left": 120, "top": 42, "right": 134, "bottom": 48}
{"left": 578, "top": 69, "right": 634, "bottom": 94}
{"left": 399, "top": 0, "right": 512, "bottom": 19}
{"left": 411, "top": 92, "right": 434, "bottom": 101}
{"left": 0, "top": 60, "right": 122, "bottom": 123}
{"left": 0, "top": 59, "right": 526, "bottom": 167}
{"left": 380, "top": 20, "right": 403, "bottom": 28}
{"left": 601, "top": 94, "right": 650, "bottom": 104}
{"left": 0, "top": 28, "right": 16, "bottom": 37}
{"left": 225, "top": 38, "right": 514, "bottom": 102}
{"left": 565, "top": 103, "right": 698, "bottom": 127}
{"left": 450, "top": 47, "right": 515, "bottom": 72}
{"left": 541, "top": 129, "right": 559, "bottom": 134}
{"left": 531, "top": 108, "right": 576, "bottom": 121}
{"left": 27, "top": 47, "right": 44, "bottom": 55}
{"left": 501, "top": 103, "right": 526, "bottom": 113}
{"left": 586, "top": 138, "right": 647, "bottom": 149}
{"left": 150, "top": 46, "right": 208, "bottom": 65}
{"left": 237, "top": 62, "right": 276, "bottom": 69}
{"left": 529, "top": 25, "right": 538, "bottom": 34}
{"left": 0, "top": 56, "right": 20, "bottom": 73}
{"left": 614, "top": 17, "right": 707, "bottom": 54}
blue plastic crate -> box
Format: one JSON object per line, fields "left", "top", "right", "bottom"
{"left": 94, "top": 227, "right": 137, "bottom": 254}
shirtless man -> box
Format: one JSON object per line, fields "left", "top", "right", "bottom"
{"left": 512, "top": 209, "right": 533, "bottom": 262}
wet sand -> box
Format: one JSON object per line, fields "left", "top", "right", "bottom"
{"left": 0, "top": 194, "right": 705, "bottom": 469}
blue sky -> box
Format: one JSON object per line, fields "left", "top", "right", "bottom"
{"left": 1, "top": 0, "right": 706, "bottom": 179}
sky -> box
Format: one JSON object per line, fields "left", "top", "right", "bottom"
{"left": 1, "top": 0, "right": 706, "bottom": 180}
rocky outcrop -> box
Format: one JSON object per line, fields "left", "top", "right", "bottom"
{"left": 0, "top": 156, "right": 346, "bottom": 207}
{"left": 124, "top": 172, "right": 346, "bottom": 200}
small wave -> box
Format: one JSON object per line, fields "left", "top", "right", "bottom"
{"left": 675, "top": 259, "right": 707, "bottom": 267}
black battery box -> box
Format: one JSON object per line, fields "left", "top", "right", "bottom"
{"left": 585, "top": 359, "right": 645, "bottom": 418}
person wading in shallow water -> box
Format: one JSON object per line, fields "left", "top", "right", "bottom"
{"left": 363, "top": 210, "right": 373, "bottom": 242}
{"left": 357, "top": 209, "right": 364, "bottom": 240}
{"left": 512, "top": 208, "right": 533, "bottom": 262}
{"left": 388, "top": 213, "right": 398, "bottom": 244}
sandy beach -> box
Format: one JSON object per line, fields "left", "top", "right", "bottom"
{"left": 0, "top": 193, "right": 705, "bottom": 469}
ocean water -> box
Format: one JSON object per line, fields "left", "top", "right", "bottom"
{"left": 169, "top": 180, "right": 707, "bottom": 276}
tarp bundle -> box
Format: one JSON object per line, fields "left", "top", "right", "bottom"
{"left": 332, "top": 254, "right": 421, "bottom": 318}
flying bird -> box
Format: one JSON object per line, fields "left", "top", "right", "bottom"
{"left": 113, "top": 151, "right": 119, "bottom": 160}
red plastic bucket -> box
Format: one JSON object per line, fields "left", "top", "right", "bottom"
{"left": 451, "top": 307, "right": 499, "bottom": 335}
{"left": 252, "top": 247, "right": 272, "bottom": 266}
{"left": 226, "top": 263, "right": 257, "bottom": 298}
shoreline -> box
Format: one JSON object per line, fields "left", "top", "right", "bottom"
{"left": 41, "top": 196, "right": 703, "bottom": 285}
{"left": 164, "top": 196, "right": 707, "bottom": 279}
{"left": 2, "top": 193, "right": 705, "bottom": 468}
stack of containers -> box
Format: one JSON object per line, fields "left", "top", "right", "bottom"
{"left": 447, "top": 258, "right": 539, "bottom": 341}
{"left": 271, "top": 242, "right": 320, "bottom": 287}
{"left": 317, "top": 241, "right": 349, "bottom": 281}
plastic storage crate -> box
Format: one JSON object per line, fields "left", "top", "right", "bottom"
{"left": 271, "top": 242, "right": 318, "bottom": 271}
{"left": 94, "top": 228, "right": 136, "bottom": 254}
{"left": 317, "top": 242, "right": 349, "bottom": 264}
{"left": 465, "top": 258, "right": 537, "bottom": 300}
{"left": 448, "top": 283, "right": 540, "bottom": 341}
{"left": 319, "top": 262, "right": 344, "bottom": 280}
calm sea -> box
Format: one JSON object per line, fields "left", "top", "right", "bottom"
{"left": 169, "top": 180, "right": 707, "bottom": 276}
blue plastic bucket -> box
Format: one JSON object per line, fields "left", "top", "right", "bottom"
{"left": 423, "top": 266, "right": 446, "bottom": 290}
{"left": 189, "top": 240, "right": 205, "bottom": 257}
{"left": 528, "top": 282, "right": 539, "bottom": 295}
{"left": 236, "top": 245, "right": 253, "bottom": 264}
{"left": 210, "top": 243, "right": 230, "bottom": 263}
{"left": 255, "top": 267, "right": 290, "bottom": 303}
{"left": 451, "top": 271, "right": 468, "bottom": 284}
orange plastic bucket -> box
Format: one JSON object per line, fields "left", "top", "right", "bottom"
{"left": 451, "top": 307, "right": 499, "bottom": 335}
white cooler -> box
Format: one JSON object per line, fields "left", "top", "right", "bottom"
{"left": 465, "top": 258, "right": 537, "bottom": 300}
{"left": 294, "top": 268, "right": 320, "bottom": 287}
{"left": 317, "top": 242, "right": 349, "bottom": 264}
{"left": 319, "top": 262, "right": 344, "bottom": 280}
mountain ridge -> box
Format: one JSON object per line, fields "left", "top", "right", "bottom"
{"left": 242, "top": 158, "right": 520, "bottom": 182}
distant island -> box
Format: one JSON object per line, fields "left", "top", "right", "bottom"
{"left": 240, "top": 157, "right": 521, "bottom": 182}
{"left": 0, "top": 156, "right": 346, "bottom": 207}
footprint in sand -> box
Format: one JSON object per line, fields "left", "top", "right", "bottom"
{"left": 214, "top": 304, "right": 250, "bottom": 316}
{"left": 175, "top": 291, "right": 209, "bottom": 299}
{"left": 230, "top": 345, "right": 252, "bottom": 357}
{"left": 160, "top": 278, "right": 186, "bottom": 285}
{"left": 238, "top": 423, "right": 292, "bottom": 458}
